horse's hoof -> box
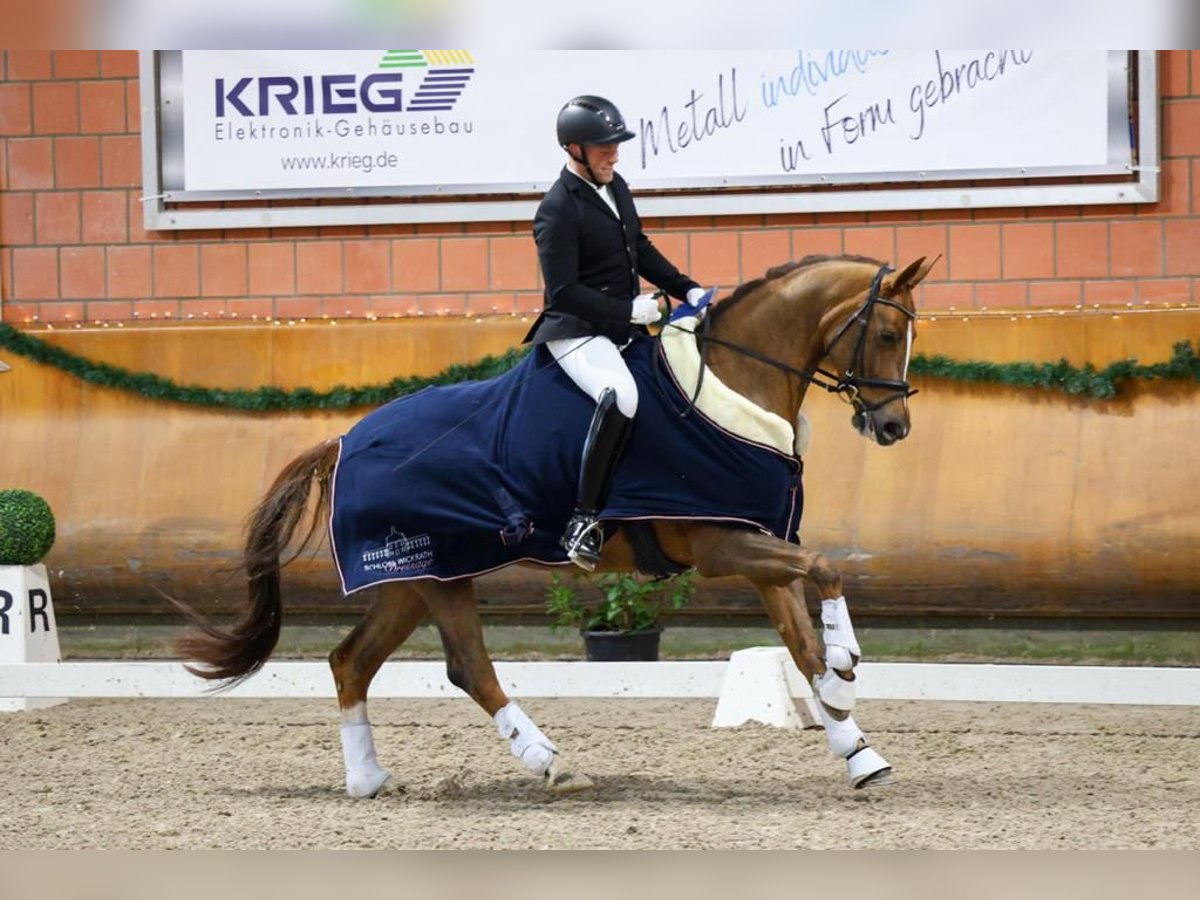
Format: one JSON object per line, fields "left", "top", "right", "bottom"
{"left": 346, "top": 769, "right": 394, "bottom": 799}
{"left": 847, "top": 746, "right": 893, "bottom": 789}
{"left": 854, "top": 767, "right": 895, "bottom": 789}
{"left": 544, "top": 758, "right": 594, "bottom": 794}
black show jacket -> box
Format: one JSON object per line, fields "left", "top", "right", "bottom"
{"left": 523, "top": 167, "right": 698, "bottom": 345}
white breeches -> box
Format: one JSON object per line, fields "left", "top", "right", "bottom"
{"left": 547, "top": 335, "right": 639, "bottom": 418}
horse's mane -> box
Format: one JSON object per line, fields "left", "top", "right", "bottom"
{"left": 711, "top": 253, "right": 886, "bottom": 321}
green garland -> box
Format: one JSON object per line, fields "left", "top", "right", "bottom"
{"left": 909, "top": 340, "right": 1200, "bottom": 400}
{"left": 0, "top": 322, "right": 529, "bottom": 412}
{"left": 1, "top": 322, "right": 1197, "bottom": 410}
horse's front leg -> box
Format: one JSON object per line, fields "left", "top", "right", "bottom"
{"left": 684, "top": 525, "right": 892, "bottom": 787}
{"left": 748, "top": 581, "right": 824, "bottom": 684}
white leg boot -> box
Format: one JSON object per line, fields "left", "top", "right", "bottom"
{"left": 817, "top": 702, "right": 892, "bottom": 788}
{"left": 494, "top": 701, "right": 557, "bottom": 775}
{"left": 814, "top": 596, "right": 861, "bottom": 711}
{"left": 813, "top": 597, "right": 891, "bottom": 788}
{"left": 494, "top": 701, "right": 594, "bottom": 793}
{"left": 339, "top": 715, "right": 392, "bottom": 799}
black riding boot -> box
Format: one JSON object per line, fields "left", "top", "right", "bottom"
{"left": 561, "top": 388, "right": 633, "bottom": 571}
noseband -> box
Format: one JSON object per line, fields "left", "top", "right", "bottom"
{"left": 674, "top": 264, "right": 918, "bottom": 416}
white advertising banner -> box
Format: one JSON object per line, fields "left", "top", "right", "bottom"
{"left": 170, "top": 50, "right": 1125, "bottom": 198}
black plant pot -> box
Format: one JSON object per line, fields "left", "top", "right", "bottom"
{"left": 581, "top": 627, "right": 662, "bottom": 662}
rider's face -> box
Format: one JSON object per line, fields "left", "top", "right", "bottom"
{"left": 579, "top": 142, "right": 619, "bottom": 184}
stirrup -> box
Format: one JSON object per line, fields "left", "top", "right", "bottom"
{"left": 562, "top": 516, "right": 604, "bottom": 571}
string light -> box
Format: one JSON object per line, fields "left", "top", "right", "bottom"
{"left": 12, "top": 301, "right": 1195, "bottom": 334}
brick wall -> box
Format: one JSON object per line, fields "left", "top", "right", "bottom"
{"left": 2, "top": 50, "right": 1198, "bottom": 327}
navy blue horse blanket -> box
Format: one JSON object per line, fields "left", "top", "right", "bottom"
{"left": 330, "top": 333, "right": 803, "bottom": 594}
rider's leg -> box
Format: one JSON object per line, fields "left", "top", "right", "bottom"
{"left": 560, "top": 387, "right": 631, "bottom": 568}
{"left": 547, "top": 336, "right": 638, "bottom": 570}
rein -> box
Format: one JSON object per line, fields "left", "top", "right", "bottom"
{"left": 662, "top": 264, "right": 918, "bottom": 418}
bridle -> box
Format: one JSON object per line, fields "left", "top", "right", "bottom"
{"left": 667, "top": 264, "right": 918, "bottom": 417}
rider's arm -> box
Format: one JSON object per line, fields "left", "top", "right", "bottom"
{"left": 635, "top": 229, "right": 699, "bottom": 302}
{"left": 619, "top": 180, "right": 698, "bottom": 301}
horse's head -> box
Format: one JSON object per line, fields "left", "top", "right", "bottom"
{"left": 700, "top": 253, "right": 938, "bottom": 449}
{"left": 818, "top": 256, "right": 938, "bottom": 446}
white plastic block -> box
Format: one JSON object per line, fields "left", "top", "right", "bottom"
{"left": 711, "top": 646, "right": 820, "bottom": 730}
{"left": 0, "top": 564, "right": 66, "bottom": 712}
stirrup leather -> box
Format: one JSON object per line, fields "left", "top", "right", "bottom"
{"left": 562, "top": 514, "right": 604, "bottom": 570}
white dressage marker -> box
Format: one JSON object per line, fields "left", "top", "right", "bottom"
{"left": 712, "top": 647, "right": 820, "bottom": 730}
{"left": 0, "top": 564, "right": 66, "bottom": 712}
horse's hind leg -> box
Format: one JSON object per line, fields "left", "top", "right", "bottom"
{"left": 413, "top": 578, "right": 593, "bottom": 794}
{"left": 331, "top": 582, "right": 427, "bottom": 798}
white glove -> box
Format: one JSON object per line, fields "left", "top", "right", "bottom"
{"left": 630, "top": 294, "right": 661, "bottom": 325}
{"left": 685, "top": 286, "right": 711, "bottom": 320}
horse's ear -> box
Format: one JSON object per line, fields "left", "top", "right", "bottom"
{"left": 885, "top": 255, "right": 941, "bottom": 294}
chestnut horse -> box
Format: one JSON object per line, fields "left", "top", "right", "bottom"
{"left": 174, "top": 253, "right": 936, "bottom": 797}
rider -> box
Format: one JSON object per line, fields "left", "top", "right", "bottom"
{"left": 523, "top": 94, "right": 708, "bottom": 570}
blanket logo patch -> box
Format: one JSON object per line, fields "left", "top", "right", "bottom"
{"left": 361, "top": 526, "right": 434, "bottom": 574}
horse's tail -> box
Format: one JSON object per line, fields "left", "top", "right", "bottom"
{"left": 173, "top": 438, "right": 341, "bottom": 689}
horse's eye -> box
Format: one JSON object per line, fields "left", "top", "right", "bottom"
{"left": 878, "top": 330, "right": 899, "bottom": 345}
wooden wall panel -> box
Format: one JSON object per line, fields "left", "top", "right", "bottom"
{"left": 1, "top": 311, "right": 1197, "bottom": 622}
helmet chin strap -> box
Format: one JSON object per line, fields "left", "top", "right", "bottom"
{"left": 568, "top": 145, "right": 602, "bottom": 186}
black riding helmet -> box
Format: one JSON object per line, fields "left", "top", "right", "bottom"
{"left": 556, "top": 95, "right": 636, "bottom": 148}
{"left": 557, "top": 95, "right": 635, "bottom": 185}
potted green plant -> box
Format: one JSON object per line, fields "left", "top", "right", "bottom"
{"left": 545, "top": 570, "right": 695, "bottom": 661}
